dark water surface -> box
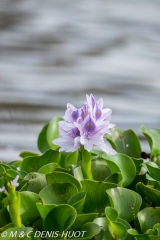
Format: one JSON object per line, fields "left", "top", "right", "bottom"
{"left": 0, "top": 0, "right": 160, "bottom": 161}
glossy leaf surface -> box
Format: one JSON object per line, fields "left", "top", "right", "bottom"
{"left": 138, "top": 207, "right": 160, "bottom": 233}
{"left": 106, "top": 187, "right": 142, "bottom": 222}
{"left": 140, "top": 126, "right": 160, "bottom": 157}
{"left": 39, "top": 183, "right": 78, "bottom": 204}
{"left": 46, "top": 117, "right": 63, "bottom": 150}
{"left": 81, "top": 180, "right": 116, "bottom": 213}
{"left": 37, "top": 123, "right": 50, "bottom": 153}
{"left": 107, "top": 128, "right": 141, "bottom": 158}
{"left": 103, "top": 153, "right": 136, "bottom": 187}
{"left": 44, "top": 204, "right": 77, "bottom": 231}
{"left": 22, "top": 149, "right": 61, "bottom": 172}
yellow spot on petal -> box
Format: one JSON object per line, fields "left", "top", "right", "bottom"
{"left": 87, "top": 124, "right": 92, "bottom": 130}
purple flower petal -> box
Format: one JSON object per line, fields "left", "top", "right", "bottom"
{"left": 83, "top": 116, "right": 96, "bottom": 134}
{"left": 99, "top": 141, "right": 117, "bottom": 155}
{"left": 53, "top": 135, "right": 80, "bottom": 152}
{"left": 94, "top": 104, "right": 102, "bottom": 120}
{"left": 64, "top": 103, "right": 80, "bottom": 123}
{"left": 86, "top": 94, "right": 96, "bottom": 111}
{"left": 97, "top": 98, "right": 103, "bottom": 108}
{"left": 11, "top": 175, "right": 19, "bottom": 187}
{"left": 0, "top": 186, "right": 6, "bottom": 193}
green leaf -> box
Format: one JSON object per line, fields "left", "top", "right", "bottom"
{"left": 142, "top": 162, "right": 160, "bottom": 181}
{"left": 68, "top": 192, "right": 86, "bottom": 214}
{"left": 136, "top": 182, "right": 160, "bottom": 206}
{"left": 128, "top": 174, "right": 147, "bottom": 192}
{"left": 37, "top": 123, "right": 50, "bottom": 153}
{"left": 65, "top": 151, "right": 79, "bottom": 168}
{"left": 5, "top": 169, "right": 19, "bottom": 178}
{"left": 127, "top": 229, "right": 149, "bottom": 240}
{"left": 105, "top": 207, "right": 128, "bottom": 240}
{"left": 109, "top": 220, "right": 127, "bottom": 239}
{"left": 103, "top": 153, "right": 136, "bottom": 187}
{"left": 81, "top": 146, "right": 93, "bottom": 180}
{"left": 95, "top": 217, "right": 131, "bottom": 240}
{"left": 71, "top": 213, "right": 99, "bottom": 231}
{"left": 0, "top": 223, "right": 14, "bottom": 233}
{"left": 118, "top": 218, "right": 131, "bottom": 231}
{"left": 92, "top": 159, "right": 111, "bottom": 181}
{"left": 44, "top": 204, "right": 77, "bottom": 231}
{"left": 153, "top": 223, "right": 160, "bottom": 236}
{"left": 20, "top": 172, "right": 47, "bottom": 193}
{"left": 132, "top": 158, "right": 144, "bottom": 174}
{"left": 7, "top": 161, "right": 21, "bottom": 167}
{"left": 59, "top": 151, "right": 69, "bottom": 168}
{"left": 81, "top": 180, "right": 116, "bottom": 213}
{"left": 7, "top": 162, "right": 27, "bottom": 178}
{"left": 105, "top": 207, "right": 118, "bottom": 221}
{"left": 145, "top": 229, "right": 157, "bottom": 235}
{"left": 104, "top": 173, "right": 122, "bottom": 184}
{"left": 46, "top": 117, "right": 63, "bottom": 150}
{"left": 149, "top": 237, "right": 160, "bottom": 240}
{"left": 106, "top": 128, "right": 142, "bottom": 158}
{"left": 32, "top": 218, "right": 44, "bottom": 232}
{"left": 0, "top": 208, "right": 11, "bottom": 228}
{"left": 19, "top": 151, "right": 39, "bottom": 159}
{"left": 106, "top": 187, "right": 142, "bottom": 222}
{"left": 140, "top": 126, "right": 160, "bottom": 157}
{"left": 38, "top": 163, "right": 60, "bottom": 174}
{"left": 74, "top": 166, "right": 84, "bottom": 181}
{"left": 0, "top": 176, "right": 5, "bottom": 189}
{"left": 22, "top": 149, "right": 61, "bottom": 172}
{"left": 39, "top": 183, "right": 78, "bottom": 204}
{"left": 19, "top": 191, "right": 41, "bottom": 225}
{"left": 94, "top": 217, "right": 112, "bottom": 240}
{"left": 0, "top": 164, "right": 11, "bottom": 171}
{"left": 138, "top": 207, "right": 160, "bottom": 233}
{"left": 36, "top": 202, "right": 57, "bottom": 220}
{"left": 127, "top": 229, "right": 138, "bottom": 235}
{"left": 16, "top": 180, "right": 28, "bottom": 192}
{"left": 78, "top": 222, "right": 101, "bottom": 240}
{"left": 46, "top": 172, "right": 81, "bottom": 191}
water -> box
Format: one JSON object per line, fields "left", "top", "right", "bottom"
{"left": 0, "top": 0, "right": 160, "bottom": 161}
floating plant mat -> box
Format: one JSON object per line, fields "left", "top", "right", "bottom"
{"left": 0, "top": 94, "right": 160, "bottom": 240}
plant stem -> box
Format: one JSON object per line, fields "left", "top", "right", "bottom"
{"left": 8, "top": 185, "right": 22, "bottom": 227}
{"left": 81, "top": 146, "right": 93, "bottom": 180}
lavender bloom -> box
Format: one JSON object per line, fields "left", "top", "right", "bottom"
{"left": 11, "top": 175, "right": 19, "bottom": 187}
{"left": 53, "top": 120, "right": 81, "bottom": 152}
{"left": 53, "top": 94, "right": 116, "bottom": 155}
{"left": 0, "top": 186, "right": 6, "bottom": 193}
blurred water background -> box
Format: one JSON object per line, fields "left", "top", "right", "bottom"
{"left": 0, "top": 0, "right": 160, "bottom": 162}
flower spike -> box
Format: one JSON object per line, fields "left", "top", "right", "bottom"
{"left": 53, "top": 94, "right": 116, "bottom": 155}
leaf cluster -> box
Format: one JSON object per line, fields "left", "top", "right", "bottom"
{"left": 0, "top": 118, "right": 160, "bottom": 240}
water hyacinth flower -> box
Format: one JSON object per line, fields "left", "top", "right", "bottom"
{"left": 53, "top": 94, "right": 116, "bottom": 155}
{"left": 11, "top": 175, "right": 19, "bottom": 187}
